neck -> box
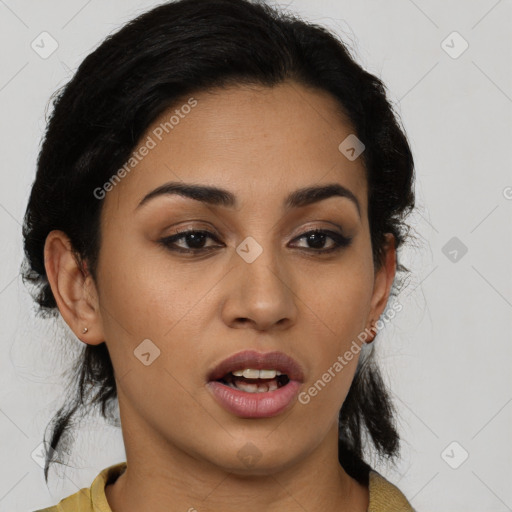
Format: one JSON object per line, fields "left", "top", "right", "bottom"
{"left": 105, "top": 397, "right": 368, "bottom": 512}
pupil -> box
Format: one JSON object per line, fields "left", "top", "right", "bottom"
{"left": 187, "top": 232, "right": 206, "bottom": 248}
{"left": 308, "top": 232, "right": 325, "bottom": 249}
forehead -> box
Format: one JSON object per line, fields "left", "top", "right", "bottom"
{"left": 102, "top": 81, "right": 367, "bottom": 216}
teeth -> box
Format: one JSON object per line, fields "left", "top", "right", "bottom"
{"left": 243, "top": 369, "right": 260, "bottom": 379}
{"left": 231, "top": 369, "right": 283, "bottom": 379}
{"left": 228, "top": 380, "right": 279, "bottom": 393}
{"left": 267, "top": 380, "right": 278, "bottom": 392}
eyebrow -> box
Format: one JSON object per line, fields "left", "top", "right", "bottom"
{"left": 136, "top": 181, "right": 361, "bottom": 217}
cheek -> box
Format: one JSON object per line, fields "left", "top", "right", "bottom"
{"left": 97, "top": 235, "right": 203, "bottom": 331}
{"left": 297, "top": 280, "right": 366, "bottom": 419}
{"left": 315, "top": 258, "right": 374, "bottom": 344}
{"left": 299, "top": 356, "right": 359, "bottom": 420}
{"left": 298, "top": 254, "right": 373, "bottom": 409}
{"left": 95, "top": 242, "right": 222, "bottom": 383}
{"left": 95, "top": 248, "right": 211, "bottom": 426}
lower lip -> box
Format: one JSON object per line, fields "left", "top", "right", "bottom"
{"left": 207, "top": 380, "right": 302, "bottom": 418}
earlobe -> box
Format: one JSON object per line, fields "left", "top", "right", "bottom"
{"left": 44, "top": 230, "right": 104, "bottom": 345}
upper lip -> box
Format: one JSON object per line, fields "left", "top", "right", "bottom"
{"left": 207, "top": 350, "right": 305, "bottom": 382}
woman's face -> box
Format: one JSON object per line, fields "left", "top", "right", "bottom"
{"left": 81, "top": 82, "right": 394, "bottom": 473}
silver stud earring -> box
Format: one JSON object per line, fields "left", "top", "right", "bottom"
{"left": 82, "top": 327, "right": 88, "bottom": 334}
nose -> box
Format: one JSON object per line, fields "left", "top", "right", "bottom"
{"left": 220, "top": 242, "right": 298, "bottom": 332}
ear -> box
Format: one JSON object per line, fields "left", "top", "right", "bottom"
{"left": 44, "top": 230, "right": 105, "bottom": 345}
{"left": 366, "top": 233, "right": 397, "bottom": 340}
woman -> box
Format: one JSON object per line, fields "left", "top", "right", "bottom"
{"left": 22, "top": 0, "right": 416, "bottom": 510}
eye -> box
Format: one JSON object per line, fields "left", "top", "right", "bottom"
{"left": 159, "top": 229, "right": 223, "bottom": 253}
{"left": 290, "top": 229, "right": 352, "bottom": 253}
{"left": 159, "top": 228, "right": 352, "bottom": 255}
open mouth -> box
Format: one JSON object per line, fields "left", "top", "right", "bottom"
{"left": 206, "top": 350, "right": 304, "bottom": 418}
{"left": 218, "top": 369, "right": 291, "bottom": 393}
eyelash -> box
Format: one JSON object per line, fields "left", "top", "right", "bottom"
{"left": 158, "top": 228, "right": 352, "bottom": 255}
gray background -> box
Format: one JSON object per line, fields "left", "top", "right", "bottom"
{"left": 0, "top": 1, "right": 511, "bottom": 510}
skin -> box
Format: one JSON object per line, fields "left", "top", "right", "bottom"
{"left": 44, "top": 81, "right": 396, "bottom": 512}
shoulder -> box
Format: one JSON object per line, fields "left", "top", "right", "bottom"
{"left": 367, "top": 470, "right": 415, "bottom": 512}
{"left": 33, "top": 462, "right": 127, "bottom": 512}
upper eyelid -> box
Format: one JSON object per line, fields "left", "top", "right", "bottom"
{"left": 167, "top": 219, "right": 348, "bottom": 238}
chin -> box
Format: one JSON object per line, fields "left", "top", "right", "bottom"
{"left": 199, "top": 440, "right": 307, "bottom": 476}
